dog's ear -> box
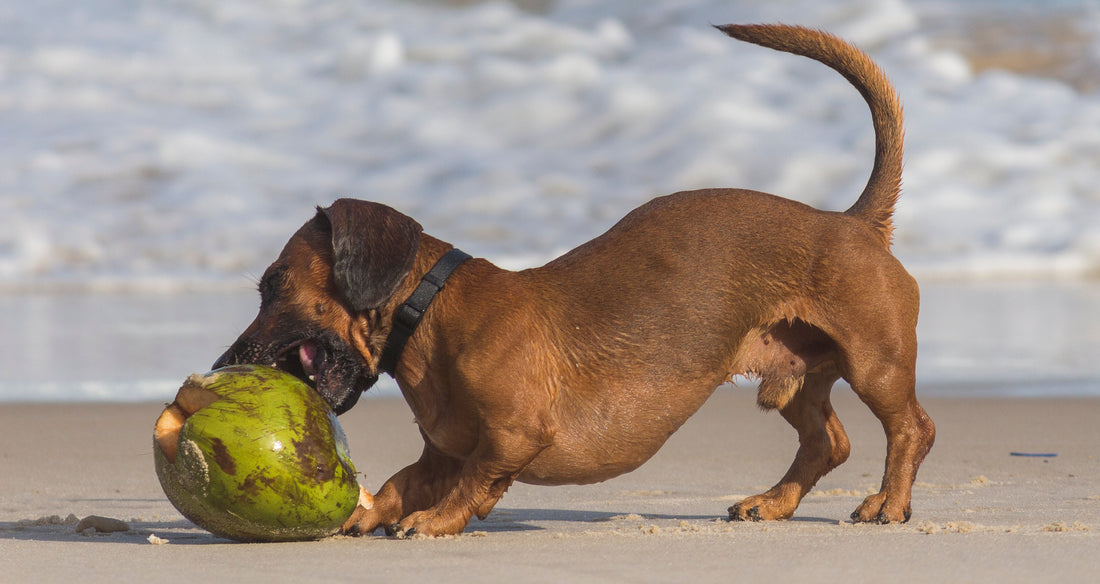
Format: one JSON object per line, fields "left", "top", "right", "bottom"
{"left": 319, "top": 198, "right": 422, "bottom": 312}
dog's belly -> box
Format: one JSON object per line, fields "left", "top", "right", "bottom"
{"left": 518, "top": 441, "right": 667, "bottom": 486}
{"left": 516, "top": 382, "right": 720, "bottom": 486}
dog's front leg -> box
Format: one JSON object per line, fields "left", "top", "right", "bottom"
{"left": 389, "top": 426, "right": 549, "bottom": 537}
{"left": 342, "top": 441, "right": 464, "bottom": 536}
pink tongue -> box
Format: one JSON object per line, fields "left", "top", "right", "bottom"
{"left": 299, "top": 342, "right": 318, "bottom": 377}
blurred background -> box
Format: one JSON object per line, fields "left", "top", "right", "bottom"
{"left": 1, "top": 0, "right": 1097, "bottom": 402}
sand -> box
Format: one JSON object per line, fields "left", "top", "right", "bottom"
{"left": 2, "top": 389, "right": 1098, "bottom": 583}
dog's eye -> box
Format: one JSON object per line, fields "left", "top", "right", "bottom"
{"left": 259, "top": 265, "right": 289, "bottom": 305}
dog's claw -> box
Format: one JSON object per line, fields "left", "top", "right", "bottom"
{"left": 728, "top": 504, "right": 762, "bottom": 522}
{"left": 874, "top": 510, "right": 912, "bottom": 525}
{"left": 387, "top": 523, "right": 418, "bottom": 539}
{"left": 345, "top": 523, "right": 361, "bottom": 537}
{"left": 851, "top": 507, "right": 912, "bottom": 525}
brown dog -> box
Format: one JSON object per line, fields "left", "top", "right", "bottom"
{"left": 214, "top": 24, "right": 935, "bottom": 537}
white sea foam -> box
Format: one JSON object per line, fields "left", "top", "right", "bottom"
{"left": 2, "top": 0, "right": 1099, "bottom": 291}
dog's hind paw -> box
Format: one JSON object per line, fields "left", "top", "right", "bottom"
{"left": 851, "top": 492, "right": 912, "bottom": 524}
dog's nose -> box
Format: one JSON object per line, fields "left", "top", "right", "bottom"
{"left": 211, "top": 346, "right": 238, "bottom": 371}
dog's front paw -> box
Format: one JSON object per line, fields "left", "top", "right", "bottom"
{"left": 342, "top": 507, "right": 381, "bottom": 536}
{"left": 341, "top": 487, "right": 384, "bottom": 536}
{"left": 850, "top": 492, "right": 912, "bottom": 524}
{"left": 391, "top": 509, "right": 472, "bottom": 538}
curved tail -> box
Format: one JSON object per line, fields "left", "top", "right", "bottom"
{"left": 716, "top": 24, "right": 904, "bottom": 247}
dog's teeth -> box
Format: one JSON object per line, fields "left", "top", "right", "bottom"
{"left": 308, "top": 374, "right": 316, "bottom": 382}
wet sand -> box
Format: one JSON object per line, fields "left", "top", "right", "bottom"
{"left": 2, "top": 390, "right": 1097, "bottom": 583}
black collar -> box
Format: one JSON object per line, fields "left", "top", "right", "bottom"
{"left": 378, "top": 248, "right": 471, "bottom": 375}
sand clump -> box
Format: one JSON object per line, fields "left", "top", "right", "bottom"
{"left": 75, "top": 515, "right": 130, "bottom": 535}
{"left": 917, "top": 520, "right": 1091, "bottom": 535}
{"left": 1041, "top": 522, "right": 1090, "bottom": 533}
{"left": 14, "top": 514, "right": 135, "bottom": 537}
{"left": 16, "top": 514, "right": 79, "bottom": 528}
{"left": 917, "top": 520, "right": 983, "bottom": 534}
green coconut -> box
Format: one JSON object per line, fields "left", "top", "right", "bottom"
{"left": 153, "top": 365, "right": 361, "bottom": 542}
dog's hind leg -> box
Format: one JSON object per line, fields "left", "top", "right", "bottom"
{"left": 729, "top": 368, "right": 850, "bottom": 521}
{"left": 831, "top": 271, "right": 935, "bottom": 524}
{"left": 845, "top": 356, "right": 935, "bottom": 523}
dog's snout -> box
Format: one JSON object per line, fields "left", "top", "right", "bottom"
{"left": 211, "top": 340, "right": 265, "bottom": 371}
{"left": 211, "top": 348, "right": 235, "bottom": 371}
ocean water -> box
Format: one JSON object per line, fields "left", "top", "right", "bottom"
{"left": 1, "top": 0, "right": 1099, "bottom": 401}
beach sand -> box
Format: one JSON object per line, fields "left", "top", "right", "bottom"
{"left": 2, "top": 389, "right": 1097, "bottom": 583}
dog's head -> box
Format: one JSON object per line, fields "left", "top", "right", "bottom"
{"left": 212, "top": 199, "right": 422, "bottom": 414}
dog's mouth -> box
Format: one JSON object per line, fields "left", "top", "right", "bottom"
{"left": 266, "top": 337, "right": 377, "bottom": 415}
{"left": 274, "top": 340, "right": 323, "bottom": 388}
{"left": 214, "top": 327, "right": 379, "bottom": 415}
